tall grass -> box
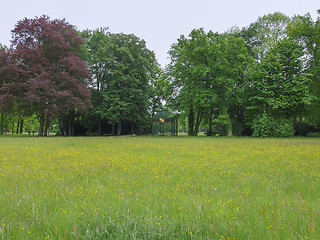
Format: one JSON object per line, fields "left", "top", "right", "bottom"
{"left": 0, "top": 136, "right": 319, "bottom": 239}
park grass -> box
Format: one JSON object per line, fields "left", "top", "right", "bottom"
{"left": 0, "top": 136, "right": 319, "bottom": 239}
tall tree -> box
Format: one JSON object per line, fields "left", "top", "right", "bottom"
{"left": 81, "top": 28, "right": 110, "bottom": 135}
{"left": 149, "top": 66, "right": 170, "bottom": 117}
{"left": 286, "top": 10, "right": 320, "bottom": 124}
{"left": 105, "top": 33, "right": 156, "bottom": 135}
{"left": 83, "top": 30, "right": 157, "bottom": 135}
{"left": 169, "top": 29, "right": 220, "bottom": 136}
{"left": 0, "top": 46, "right": 18, "bottom": 134}
{"left": 0, "top": 16, "right": 92, "bottom": 136}
{"left": 248, "top": 38, "right": 314, "bottom": 121}
{"left": 241, "top": 12, "right": 290, "bottom": 60}
{"left": 169, "top": 29, "right": 252, "bottom": 136}
{"left": 221, "top": 31, "right": 254, "bottom": 136}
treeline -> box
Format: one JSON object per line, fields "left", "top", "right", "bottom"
{"left": 0, "top": 11, "right": 319, "bottom": 137}
{"left": 0, "top": 16, "right": 161, "bottom": 136}
{"left": 168, "top": 11, "right": 320, "bottom": 137}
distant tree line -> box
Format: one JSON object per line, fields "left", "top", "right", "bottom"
{"left": 168, "top": 11, "right": 320, "bottom": 137}
{"left": 0, "top": 11, "right": 319, "bottom": 137}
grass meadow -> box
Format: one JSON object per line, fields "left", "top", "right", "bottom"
{"left": 0, "top": 136, "right": 319, "bottom": 239}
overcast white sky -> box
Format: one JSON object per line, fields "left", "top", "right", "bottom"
{"left": 0, "top": 0, "right": 319, "bottom": 66}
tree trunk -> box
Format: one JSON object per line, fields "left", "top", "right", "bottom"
{"left": 71, "top": 116, "right": 74, "bottom": 137}
{"left": 0, "top": 113, "right": 3, "bottom": 135}
{"left": 226, "top": 114, "right": 233, "bottom": 136}
{"left": 112, "top": 123, "right": 115, "bottom": 136}
{"left": 19, "top": 119, "right": 24, "bottom": 134}
{"left": 208, "top": 115, "right": 213, "bottom": 136}
{"left": 68, "top": 110, "right": 75, "bottom": 137}
{"left": 16, "top": 120, "right": 20, "bottom": 134}
{"left": 75, "top": 110, "right": 80, "bottom": 136}
{"left": 59, "top": 118, "right": 67, "bottom": 136}
{"left": 97, "top": 117, "right": 102, "bottom": 136}
{"left": 12, "top": 120, "right": 14, "bottom": 134}
{"left": 39, "top": 115, "right": 45, "bottom": 137}
{"left": 187, "top": 105, "right": 194, "bottom": 136}
{"left": 194, "top": 111, "right": 204, "bottom": 136}
{"left": 68, "top": 123, "right": 71, "bottom": 137}
{"left": 63, "top": 124, "right": 68, "bottom": 137}
{"left": 223, "top": 107, "right": 233, "bottom": 136}
{"left": 44, "top": 118, "right": 50, "bottom": 137}
{"left": 116, "top": 121, "right": 122, "bottom": 136}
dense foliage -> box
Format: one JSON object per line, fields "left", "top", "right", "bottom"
{"left": 169, "top": 29, "right": 252, "bottom": 136}
{"left": 81, "top": 29, "right": 158, "bottom": 136}
{"left": 0, "top": 11, "right": 319, "bottom": 137}
{"left": 169, "top": 11, "right": 320, "bottom": 137}
{"left": 0, "top": 16, "right": 91, "bottom": 136}
{"left": 252, "top": 114, "right": 294, "bottom": 138}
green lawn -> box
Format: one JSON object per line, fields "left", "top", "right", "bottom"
{"left": 0, "top": 136, "right": 319, "bottom": 239}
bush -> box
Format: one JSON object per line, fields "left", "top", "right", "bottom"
{"left": 307, "top": 132, "right": 320, "bottom": 137}
{"left": 85, "top": 130, "right": 100, "bottom": 136}
{"left": 212, "top": 114, "right": 231, "bottom": 136}
{"left": 294, "top": 122, "right": 315, "bottom": 136}
{"left": 252, "top": 114, "right": 294, "bottom": 138}
{"left": 206, "top": 129, "right": 215, "bottom": 136}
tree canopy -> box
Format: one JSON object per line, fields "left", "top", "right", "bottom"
{"left": 82, "top": 29, "right": 158, "bottom": 135}
{"left": 169, "top": 29, "right": 252, "bottom": 136}
{"left": 0, "top": 10, "right": 319, "bottom": 137}
{"left": 0, "top": 15, "right": 92, "bottom": 136}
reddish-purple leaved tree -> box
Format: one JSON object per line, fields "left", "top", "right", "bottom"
{"left": 1, "top": 15, "right": 92, "bottom": 136}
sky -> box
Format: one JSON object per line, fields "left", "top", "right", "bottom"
{"left": 0, "top": 0, "right": 319, "bottom": 66}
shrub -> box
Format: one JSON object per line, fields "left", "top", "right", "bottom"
{"left": 307, "top": 132, "right": 320, "bottom": 137}
{"left": 294, "top": 122, "right": 315, "bottom": 136}
{"left": 252, "top": 114, "right": 294, "bottom": 138}
{"left": 206, "top": 129, "right": 215, "bottom": 136}
{"left": 212, "top": 114, "right": 231, "bottom": 136}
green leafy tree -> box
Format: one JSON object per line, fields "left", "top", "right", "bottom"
{"left": 249, "top": 38, "right": 314, "bottom": 121}
{"left": 287, "top": 10, "right": 320, "bottom": 124}
{"left": 218, "top": 32, "right": 253, "bottom": 136}
{"left": 241, "top": 12, "right": 290, "bottom": 60}
{"left": 81, "top": 28, "right": 110, "bottom": 135}
{"left": 149, "top": 66, "right": 170, "bottom": 117}
{"left": 83, "top": 30, "right": 157, "bottom": 135}
{"left": 169, "top": 29, "right": 219, "bottom": 136}
{"left": 169, "top": 29, "right": 252, "bottom": 136}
